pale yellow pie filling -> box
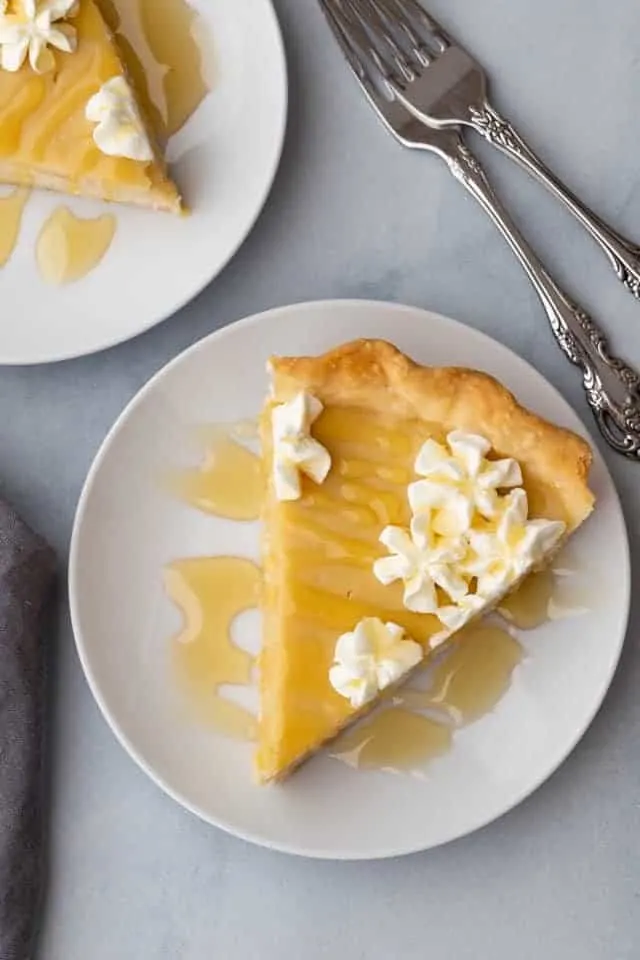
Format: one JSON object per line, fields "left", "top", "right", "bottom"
{"left": 257, "top": 340, "right": 594, "bottom": 784}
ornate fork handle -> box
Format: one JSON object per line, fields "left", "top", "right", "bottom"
{"left": 467, "top": 101, "right": 640, "bottom": 300}
{"left": 444, "top": 139, "right": 640, "bottom": 458}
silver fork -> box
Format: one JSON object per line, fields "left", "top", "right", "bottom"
{"left": 319, "top": 0, "right": 640, "bottom": 458}
{"left": 346, "top": 0, "right": 640, "bottom": 301}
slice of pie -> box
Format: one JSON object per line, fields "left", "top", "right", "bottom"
{"left": 257, "top": 339, "right": 594, "bottom": 783}
{"left": 0, "top": 0, "right": 181, "bottom": 212}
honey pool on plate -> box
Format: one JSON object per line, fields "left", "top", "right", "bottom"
{"left": 104, "top": 0, "right": 212, "bottom": 142}
{"left": 36, "top": 208, "right": 117, "bottom": 285}
{"left": 165, "top": 425, "right": 586, "bottom": 775}
{"left": 0, "top": 188, "right": 29, "bottom": 267}
{"left": 168, "top": 426, "right": 262, "bottom": 521}
{"left": 0, "top": 0, "right": 212, "bottom": 283}
{"left": 166, "top": 556, "right": 261, "bottom": 741}
{"left": 330, "top": 623, "right": 524, "bottom": 772}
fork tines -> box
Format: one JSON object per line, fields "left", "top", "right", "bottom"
{"left": 319, "top": 0, "right": 375, "bottom": 79}
{"left": 324, "top": 0, "right": 451, "bottom": 89}
{"left": 370, "top": 0, "right": 451, "bottom": 52}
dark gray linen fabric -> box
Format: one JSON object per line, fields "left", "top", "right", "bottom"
{"left": 0, "top": 502, "right": 55, "bottom": 960}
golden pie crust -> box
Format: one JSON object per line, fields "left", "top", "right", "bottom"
{"left": 257, "top": 339, "right": 594, "bottom": 783}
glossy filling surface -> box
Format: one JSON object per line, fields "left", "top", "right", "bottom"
{"left": 258, "top": 403, "right": 574, "bottom": 780}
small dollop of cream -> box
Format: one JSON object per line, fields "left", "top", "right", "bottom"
{"left": 372, "top": 522, "right": 468, "bottom": 614}
{"left": 462, "top": 488, "right": 565, "bottom": 603}
{"left": 271, "top": 392, "right": 331, "bottom": 501}
{"left": 329, "top": 618, "right": 423, "bottom": 709}
{"left": 0, "top": 0, "right": 77, "bottom": 74}
{"left": 85, "top": 76, "right": 154, "bottom": 162}
{"left": 408, "top": 431, "right": 522, "bottom": 537}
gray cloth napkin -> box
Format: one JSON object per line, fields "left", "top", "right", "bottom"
{"left": 0, "top": 502, "right": 55, "bottom": 960}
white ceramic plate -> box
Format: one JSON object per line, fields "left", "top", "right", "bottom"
{"left": 0, "top": 0, "right": 287, "bottom": 365}
{"left": 69, "top": 300, "right": 630, "bottom": 860}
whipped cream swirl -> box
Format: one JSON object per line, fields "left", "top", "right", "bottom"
{"left": 329, "top": 618, "right": 423, "bottom": 709}
{"left": 373, "top": 431, "right": 566, "bottom": 634}
{"left": 373, "top": 522, "right": 467, "bottom": 614}
{"left": 0, "top": 0, "right": 77, "bottom": 74}
{"left": 85, "top": 77, "right": 154, "bottom": 162}
{"left": 463, "top": 488, "right": 565, "bottom": 602}
{"left": 271, "top": 392, "right": 331, "bottom": 501}
{"left": 409, "top": 432, "right": 522, "bottom": 537}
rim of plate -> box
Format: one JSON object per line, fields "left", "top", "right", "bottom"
{"left": 69, "top": 300, "right": 631, "bottom": 859}
{"left": 3, "top": 0, "right": 288, "bottom": 366}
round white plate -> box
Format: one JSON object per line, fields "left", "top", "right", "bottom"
{"left": 69, "top": 300, "right": 630, "bottom": 860}
{"left": 0, "top": 0, "right": 287, "bottom": 365}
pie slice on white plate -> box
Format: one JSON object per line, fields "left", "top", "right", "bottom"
{"left": 0, "top": 0, "right": 181, "bottom": 212}
{"left": 257, "top": 339, "right": 594, "bottom": 783}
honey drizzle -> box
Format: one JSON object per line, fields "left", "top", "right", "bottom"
{"left": 112, "top": 0, "right": 211, "bottom": 141}
{"left": 499, "top": 570, "right": 555, "bottom": 630}
{"left": 397, "top": 624, "right": 524, "bottom": 725}
{"left": 165, "top": 418, "right": 586, "bottom": 774}
{"left": 140, "top": 0, "right": 211, "bottom": 137}
{"left": 331, "top": 624, "right": 523, "bottom": 772}
{"left": 499, "top": 562, "right": 587, "bottom": 630}
{"left": 35, "top": 207, "right": 116, "bottom": 285}
{"left": 169, "top": 427, "right": 262, "bottom": 521}
{"left": 166, "top": 556, "right": 261, "bottom": 741}
{"left": 334, "top": 708, "right": 453, "bottom": 772}
{"left": 0, "top": 188, "right": 30, "bottom": 267}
